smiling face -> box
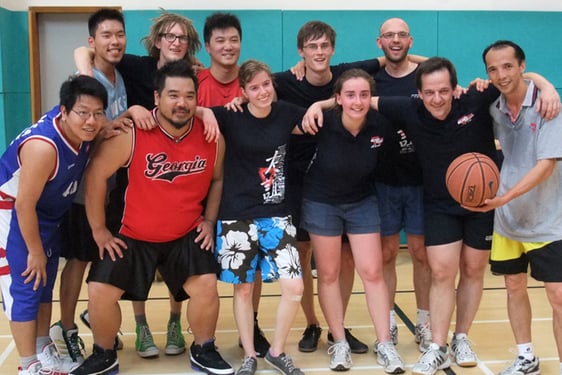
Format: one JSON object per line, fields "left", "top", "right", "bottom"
{"left": 298, "top": 34, "right": 335, "bottom": 75}
{"left": 205, "top": 27, "right": 241, "bottom": 69}
{"left": 485, "top": 46, "right": 526, "bottom": 97}
{"left": 242, "top": 70, "right": 274, "bottom": 115}
{"left": 60, "top": 95, "right": 105, "bottom": 146}
{"left": 418, "top": 68, "right": 454, "bottom": 120}
{"left": 88, "top": 19, "right": 126, "bottom": 67}
{"left": 155, "top": 23, "right": 190, "bottom": 65}
{"left": 155, "top": 76, "right": 197, "bottom": 130}
{"left": 336, "top": 77, "right": 372, "bottom": 124}
{"left": 376, "top": 18, "right": 412, "bottom": 64}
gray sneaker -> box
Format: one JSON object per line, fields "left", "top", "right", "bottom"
{"left": 451, "top": 334, "right": 477, "bottom": 367}
{"left": 414, "top": 323, "right": 432, "bottom": 353}
{"left": 498, "top": 356, "right": 540, "bottom": 375}
{"left": 328, "top": 341, "right": 352, "bottom": 371}
{"left": 236, "top": 356, "right": 257, "bottom": 375}
{"left": 376, "top": 341, "right": 405, "bottom": 374}
{"left": 264, "top": 351, "right": 303, "bottom": 375}
{"left": 412, "top": 343, "right": 451, "bottom": 375}
{"left": 390, "top": 325, "right": 398, "bottom": 345}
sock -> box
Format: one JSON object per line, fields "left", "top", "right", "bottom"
{"left": 36, "top": 336, "right": 51, "bottom": 353}
{"left": 135, "top": 314, "right": 148, "bottom": 326}
{"left": 516, "top": 342, "right": 534, "bottom": 360}
{"left": 454, "top": 332, "right": 468, "bottom": 340}
{"left": 169, "top": 312, "right": 181, "bottom": 323}
{"left": 21, "top": 355, "right": 38, "bottom": 370}
{"left": 389, "top": 309, "right": 396, "bottom": 328}
{"left": 416, "top": 309, "right": 430, "bottom": 326}
{"left": 559, "top": 362, "right": 562, "bottom": 375}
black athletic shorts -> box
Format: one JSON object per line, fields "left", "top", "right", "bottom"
{"left": 60, "top": 203, "right": 98, "bottom": 262}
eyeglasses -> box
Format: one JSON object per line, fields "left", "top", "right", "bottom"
{"left": 71, "top": 109, "right": 105, "bottom": 121}
{"left": 380, "top": 31, "right": 410, "bottom": 40}
{"left": 303, "top": 42, "right": 332, "bottom": 51}
{"left": 160, "top": 33, "right": 189, "bottom": 44}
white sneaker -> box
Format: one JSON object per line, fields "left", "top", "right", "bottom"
{"left": 412, "top": 343, "right": 451, "bottom": 375}
{"left": 498, "top": 356, "right": 540, "bottom": 375}
{"left": 451, "top": 334, "right": 477, "bottom": 367}
{"left": 17, "top": 360, "right": 50, "bottom": 375}
{"left": 49, "top": 321, "right": 85, "bottom": 364}
{"left": 414, "top": 323, "right": 432, "bottom": 352}
{"left": 376, "top": 341, "right": 405, "bottom": 374}
{"left": 38, "top": 342, "right": 80, "bottom": 375}
{"left": 328, "top": 341, "right": 352, "bottom": 371}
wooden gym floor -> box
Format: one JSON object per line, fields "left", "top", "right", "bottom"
{"left": 0, "top": 250, "right": 559, "bottom": 374}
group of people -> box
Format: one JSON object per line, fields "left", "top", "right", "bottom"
{"left": 1, "top": 7, "right": 562, "bottom": 375}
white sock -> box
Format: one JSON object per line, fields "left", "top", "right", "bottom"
{"left": 416, "top": 309, "right": 430, "bottom": 326}
{"left": 36, "top": 336, "right": 50, "bottom": 354}
{"left": 516, "top": 342, "right": 534, "bottom": 360}
{"left": 389, "top": 309, "right": 396, "bottom": 328}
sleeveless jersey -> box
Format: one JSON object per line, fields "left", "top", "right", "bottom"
{"left": 120, "top": 113, "right": 217, "bottom": 242}
{"left": 0, "top": 106, "right": 92, "bottom": 254}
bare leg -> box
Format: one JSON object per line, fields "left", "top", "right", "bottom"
{"left": 544, "top": 281, "right": 562, "bottom": 360}
{"left": 311, "top": 234, "right": 346, "bottom": 341}
{"left": 88, "top": 282, "right": 123, "bottom": 350}
{"left": 269, "top": 278, "right": 304, "bottom": 356}
{"left": 408, "top": 234, "right": 430, "bottom": 312}
{"left": 504, "top": 273, "right": 532, "bottom": 344}
{"left": 426, "top": 240, "right": 462, "bottom": 346}
{"left": 381, "top": 233, "right": 400, "bottom": 310}
{"left": 297, "top": 240, "right": 320, "bottom": 325}
{"left": 340, "top": 242, "right": 355, "bottom": 315}
{"left": 234, "top": 283, "right": 257, "bottom": 357}
{"left": 183, "top": 274, "right": 219, "bottom": 344}
{"left": 59, "top": 259, "right": 88, "bottom": 329}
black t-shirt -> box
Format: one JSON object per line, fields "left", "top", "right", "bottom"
{"left": 378, "top": 86, "right": 500, "bottom": 215}
{"left": 303, "top": 108, "right": 393, "bottom": 204}
{"left": 373, "top": 67, "right": 423, "bottom": 186}
{"left": 213, "top": 101, "right": 306, "bottom": 220}
{"left": 117, "top": 54, "right": 158, "bottom": 109}
{"left": 274, "top": 59, "right": 382, "bottom": 181}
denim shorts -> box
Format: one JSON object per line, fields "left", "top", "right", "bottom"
{"left": 375, "top": 183, "right": 424, "bottom": 236}
{"left": 301, "top": 195, "right": 380, "bottom": 236}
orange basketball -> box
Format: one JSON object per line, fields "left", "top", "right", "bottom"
{"left": 445, "top": 152, "right": 500, "bottom": 207}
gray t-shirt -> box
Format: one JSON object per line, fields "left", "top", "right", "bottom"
{"left": 491, "top": 80, "right": 562, "bottom": 241}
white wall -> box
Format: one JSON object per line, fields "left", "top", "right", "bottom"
{"left": 3, "top": 0, "right": 562, "bottom": 11}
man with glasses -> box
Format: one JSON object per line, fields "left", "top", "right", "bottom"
{"left": 0, "top": 75, "right": 107, "bottom": 375}
{"left": 75, "top": 11, "right": 203, "bottom": 358}
{"left": 51, "top": 8, "right": 130, "bottom": 370}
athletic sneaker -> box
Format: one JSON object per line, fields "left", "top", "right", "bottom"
{"left": 190, "top": 340, "right": 234, "bottom": 375}
{"left": 49, "top": 321, "right": 85, "bottom": 364}
{"left": 412, "top": 343, "right": 451, "bottom": 375}
{"left": 264, "top": 351, "right": 304, "bottom": 375}
{"left": 451, "top": 334, "right": 477, "bottom": 367}
{"left": 298, "top": 324, "right": 322, "bottom": 352}
{"left": 414, "top": 323, "right": 432, "bottom": 352}
{"left": 327, "top": 341, "right": 352, "bottom": 371}
{"left": 165, "top": 320, "right": 186, "bottom": 355}
{"left": 327, "top": 328, "right": 368, "bottom": 354}
{"left": 18, "top": 360, "right": 49, "bottom": 375}
{"left": 135, "top": 323, "right": 159, "bottom": 358}
{"left": 498, "top": 356, "right": 540, "bottom": 375}
{"left": 79, "top": 310, "right": 123, "bottom": 350}
{"left": 238, "top": 320, "right": 271, "bottom": 358}
{"left": 375, "top": 341, "right": 405, "bottom": 374}
{"left": 69, "top": 344, "right": 118, "bottom": 375}
{"left": 38, "top": 341, "right": 80, "bottom": 375}
{"left": 390, "top": 325, "right": 399, "bottom": 345}
{"left": 236, "top": 356, "right": 257, "bottom": 375}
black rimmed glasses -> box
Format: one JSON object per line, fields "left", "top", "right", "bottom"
{"left": 160, "top": 33, "right": 189, "bottom": 44}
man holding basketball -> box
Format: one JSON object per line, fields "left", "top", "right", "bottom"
{"left": 302, "top": 56, "right": 560, "bottom": 375}
{"left": 469, "top": 40, "right": 562, "bottom": 375}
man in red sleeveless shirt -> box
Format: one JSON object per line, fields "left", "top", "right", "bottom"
{"left": 71, "top": 60, "right": 232, "bottom": 375}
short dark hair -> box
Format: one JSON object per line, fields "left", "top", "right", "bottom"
{"left": 416, "top": 57, "right": 458, "bottom": 90}
{"left": 297, "top": 21, "right": 336, "bottom": 50}
{"left": 88, "top": 8, "right": 125, "bottom": 37}
{"left": 154, "top": 60, "right": 198, "bottom": 95}
{"left": 59, "top": 75, "right": 108, "bottom": 111}
{"left": 203, "top": 12, "right": 242, "bottom": 44}
{"left": 482, "top": 40, "right": 526, "bottom": 65}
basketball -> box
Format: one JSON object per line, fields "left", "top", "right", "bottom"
{"left": 445, "top": 152, "right": 500, "bottom": 207}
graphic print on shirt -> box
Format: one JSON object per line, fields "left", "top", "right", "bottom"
{"left": 396, "top": 129, "right": 416, "bottom": 155}
{"left": 144, "top": 152, "right": 208, "bottom": 182}
{"left": 259, "top": 145, "right": 286, "bottom": 204}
